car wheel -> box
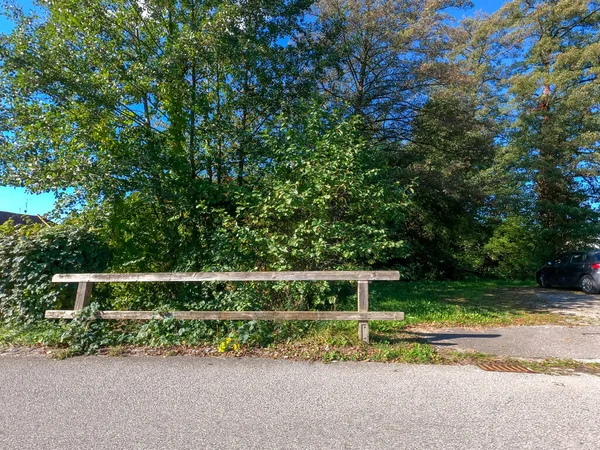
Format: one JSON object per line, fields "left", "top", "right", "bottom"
{"left": 581, "top": 275, "right": 599, "bottom": 294}
{"left": 537, "top": 273, "right": 551, "bottom": 288}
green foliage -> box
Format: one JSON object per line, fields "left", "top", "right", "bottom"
{"left": 0, "top": 0, "right": 318, "bottom": 200}
{"left": 95, "top": 105, "right": 407, "bottom": 313}
{"left": 232, "top": 109, "right": 407, "bottom": 271}
{"left": 0, "top": 279, "right": 570, "bottom": 358}
{"left": 483, "top": 215, "right": 543, "bottom": 278}
{"left": 0, "top": 221, "right": 110, "bottom": 323}
{"left": 59, "top": 303, "right": 109, "bottom": 355}
{"left": 0, "top": 320, "right": 65, "bottom": 347}
{"left": 0, "top": 1, "right": 407, "bottom": 318}
{"left": 396, "top": 93, "right": 497, "bottom": 279}
{"left": 487, "top": 0, "right": 600, "bottom": 256}
{"left": 314, "top": 0, "right": 472, "bottom": 138}
{"left": 57, "top": 307, "right": 216, "bottom": 353}
{"left": 132, "top": 314, "right": 215, "bottom": 347}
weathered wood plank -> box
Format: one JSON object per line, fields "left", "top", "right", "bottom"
{"left": 358, "top": 280, "right": 369, "bottom": 344}
{"left": 52, "top": 271, "right": 400, "bottom": 283}
{"left": 45, "top": 310, "right": 405, "bottom": 321}
{"left": 74, "top": 282, "right": 94, "bottom": 310}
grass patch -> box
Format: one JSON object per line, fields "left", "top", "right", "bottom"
{"left": 367, "top": 279, "right": 566, "bottom": 328}
{"left": 0, "top": 322, "right": 65, "bottom": 347}
{"left": 2, "top": 320, "right": 599, "bottom": 377}
{"left": 107, "top": 345, "right": 126, "bottom": 357}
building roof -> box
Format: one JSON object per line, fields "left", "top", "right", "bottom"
{"left": 0, "top": 211, "right": 45, "bottom": 226}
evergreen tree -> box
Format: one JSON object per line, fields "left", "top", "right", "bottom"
{"left": 497, "top": 0, "right": 600, "bottom": 257}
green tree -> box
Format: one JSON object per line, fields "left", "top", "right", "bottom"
{"left": 313, "top": 0, "right": 470, "bottom": 140}
{"left": 396, "top": 91, "right": 497, "bottom": 278}
{"left": 0, "top": 0, "right": 316, "bottom": 271}
{"left": 495, "top": 0, "right": 600, "bottom": 258}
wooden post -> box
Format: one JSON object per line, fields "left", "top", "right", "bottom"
{"left": 74, "top": 282, "right": 94, "bottom": 310}
{"left": 358, "top": 280, "right": 369, "bottom": 343}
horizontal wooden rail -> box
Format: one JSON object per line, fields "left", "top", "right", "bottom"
{"left": 52, "top": 271, "right": 400, "bottom": 283}
{"left": 45, "top": 310, "right": 405, "bottom": 321}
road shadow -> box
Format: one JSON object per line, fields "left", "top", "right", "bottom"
{"left": 371, "top": 331, "right": 502, "bottom": 346}
{"left": 408, "top": 331, "right": 502, "bottom": 347}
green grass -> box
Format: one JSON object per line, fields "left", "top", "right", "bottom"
{"left": 0, "top": 322, "right": 65, "bottom": 347}
{"left": 367, "top": 279, "right": 564, "bottom": 328}
{"left": 306, "top": 278, "right": 566, "bottom": 345}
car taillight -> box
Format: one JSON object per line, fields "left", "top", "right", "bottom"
{"left": 592, "top": 263, "right": 600, "bottom": 271}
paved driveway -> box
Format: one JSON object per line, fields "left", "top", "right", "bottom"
{"left": 533, "top": 288, "right": 600, "bottom": 321}
{"left": 1, "top": 357, "right": 599, "bottom": 450}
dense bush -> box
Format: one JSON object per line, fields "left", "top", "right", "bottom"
{"left": 0, "top": 221, "right": 110, "bottom": 323}
{"left": 97, "top": 109, "right": 407, "bottom": 313}
{"left": 482, "top": 216, "right": 543, "bottom": 279}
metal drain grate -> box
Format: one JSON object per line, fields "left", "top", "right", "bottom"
{"left": 478, "top": 363, "right": 538, "bottom": 374}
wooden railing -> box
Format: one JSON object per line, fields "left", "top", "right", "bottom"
{"left": 45, "top": 271, "right": 403, "bottom": 343}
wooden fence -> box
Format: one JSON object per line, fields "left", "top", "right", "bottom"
{"left": 45, "top": 271, "right": 403, "bottom": 343}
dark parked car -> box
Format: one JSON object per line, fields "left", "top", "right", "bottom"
{"left": 536, "top": 250, "right": 600, "bottom": 294}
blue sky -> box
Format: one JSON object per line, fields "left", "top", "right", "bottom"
{"left": 0, "top": 0, "right": 508, "bottom": 215}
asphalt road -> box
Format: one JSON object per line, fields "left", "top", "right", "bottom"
{"left": 1, "top": 357, "right": 599, "bottom": 450}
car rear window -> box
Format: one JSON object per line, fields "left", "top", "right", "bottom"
{"left": 571, "top": 253, "right": 587, "bottom": 263}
